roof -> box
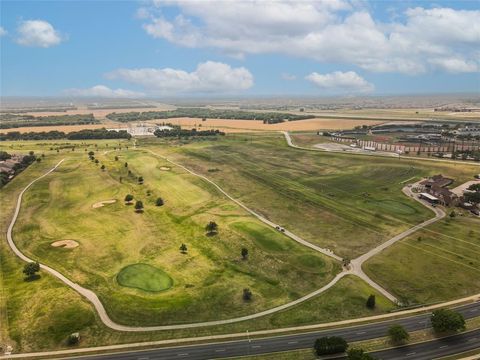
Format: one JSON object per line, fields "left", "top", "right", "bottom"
{"left": 420, "top": 192, "right": 439, "bottom": 201}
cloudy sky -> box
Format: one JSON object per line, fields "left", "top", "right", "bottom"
{"left": 1, "top": 0, "right": 479, "bottom": 97}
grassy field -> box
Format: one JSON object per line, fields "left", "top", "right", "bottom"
{"left": 364, "top": 215, "right": 480, "bottom": 305}
{"left": 11, "top": 147, "right": 340, "bottom": 326}
{"left": 146, "top": 133, "right": 478, "bottom": 258}
{"left": 117, "top": 264, "right": 173, "bottom": 292}
{"left": 1, "top": 134, "right": 478, "bottom": 352}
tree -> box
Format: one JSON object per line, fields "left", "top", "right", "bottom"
{"left": 449, "top": 210, "right": 456, "bottom": 218}
{"left": 94, "top": 159, "right": 99, "bottom": 164}
{"left": 241, "top": 247, "right": 249, "bottom": 260}
{"left": 206, "top": 221, "right": 218, "bottom": 234}
{"left": 388, "top": 325, "right": 409, "bottom": 344}
{"left": 138, "top": 176, "right": 144, "bottom": 184}
{"left": 134, "top": 200, "right": 144, "bottom": 212}
{"left": 180, "top": 243, "right": 187, "bottom": 254}
{"left": 313, "top": 336, "right": 348, "bottom": 356}
{"left": 23, "top": 261, "right": 40, "bottom": 280}
{"left": 124, "top": 162, "right": 128, "bottom": 168}
{"left": 347, "top": 348, "right": 376, "bottom": 360}
{"left": 114, "top": 156, "right": 119, "bottom": 161}
{"left": 67, "top": 332, "right": 80, "bottom": 346}
{"left": 124, "top": 194, "right": 134, "bottom": 204}
{"left": 88, "top": 151, "right": 95, "bottom": 156}
{"left": 243, "top": 288, "right": 252, "bottom": 301}
{"left": 155, "top": 197, "right": 164, "bottom": 206}
{"left": 100, "top": 164, "right": 105, "bottom": 171}
{"left": 366, "top": 294, "right": 376, "bottom": 309}
{"left": 431, "top": 309, "right": 466, "bottom": 333}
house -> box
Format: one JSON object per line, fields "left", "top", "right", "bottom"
{"left": 420, "top": 174, "right": 454, "bottom": 189}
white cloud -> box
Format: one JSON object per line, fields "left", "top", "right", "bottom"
{"left": 106, "top": 61, "right": 254, "bottom": 94}
{"left": 16, "top": 20, "right": 63, "bottom": 47}
{"left": 0, "top": 27, "right": 7, "bottom": 37}
{"left": 139, "top": 2, "right": 480, "bottom": 74}
{"left": 64, "top": 85, "right": 145, "bottom": 98}
{"left": 281, "top": 73, "right": 297, "bottom": 81}
{"left": 306, "top": 71, "right": 374, "bottom": 94}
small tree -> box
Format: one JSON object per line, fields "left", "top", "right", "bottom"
{"left": 94, "top": 159, "right": 99, "bottom": 164}
{"left": 347, "top": 348, "right": 376, "bottom": 360}
{"left": 313, "top": 336, "right": 348, "bottom": 356}
{"left": 138, "top": 176, "right": 144, "bottom": 184}
{"left": 124, "top": 162, "right": 128, "bottom": 168}
{"left": 180, "top": 243, "right": 187, "bottom": 254}
{"left": 206, "top": 221, "right": 218, "bottom": 235}
{"left": 243, "top": 288, "right": 252, "bottom": 301}
{"left": 388, "top": 324, "right": 409, "bottom": 344}
{"left": 431, "top": 309, "right": 466, "bottom": 333}
{"left": 88, "top": 151, "right": 95, "bottom": 156}
{"left": 134, "top": 200, "right": 144, "bottom": 212}
{"left": 23, "top": 261, "right": 40, "bottom": 280}
{"left": 124, "top": 194, "right": 134, "bottom": 204}
{"left": 114, "top": 156, "right": 119, "bottom": 161}
{"left": 241, "top": 247, "right": 249, "bottom": 260}
{"left": 155, "top": 197, "right": 164, "bottom": 206}
{"left": 449, "top": 210, "right": 456, "bottom": 218}
{"left": 67, "top": 332, "right": 80, "bottom": 346}
{"left": 366, "top": 294, "right": 376, "bottom": 309}
{"left": 100, "top": 164, "right": 105, "bottom": 171}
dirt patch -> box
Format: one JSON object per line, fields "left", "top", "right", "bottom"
{"left": 160, "top": 166, "right": 171, "bottom": 171}
{"left": 51, "top": 240, "right": 79, "bottom": 249}
{"left": 92, "top": 199, "right": 117, "bottom": 209}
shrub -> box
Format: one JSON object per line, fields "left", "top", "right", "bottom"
{"left": 313, "top": 336, "right": 348, "bottom": 355}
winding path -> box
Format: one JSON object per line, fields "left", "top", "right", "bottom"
{"left": 5, "top": 138, "right": 449, "bottom": 331}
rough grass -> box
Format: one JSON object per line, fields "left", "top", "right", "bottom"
{"left": 144, "top": 133, "right": 478, "bottom": 258}
{"left": 364, "top": 215, "right": 480, "bottom": 305}
{"left": 117, "top": 264, "right": 173, "bottom": 292}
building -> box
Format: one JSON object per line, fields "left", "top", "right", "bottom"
{"left": 419, "top": 174, "right": 458, "bottom": 206}
{"left": 453, "top": 126, "right": 480, "bottom": 137}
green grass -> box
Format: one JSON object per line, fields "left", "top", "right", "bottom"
{"left": 364, "top": 215, "right": 480, "bottom": 305}
{"left": 144, "top": 133, "right": 478, "bottom": 258}
{"left": 117, "top": 264, "right": 173, "bottom": 292}
{"left": 11, "top": 147, "right": 339, "bottom": 326}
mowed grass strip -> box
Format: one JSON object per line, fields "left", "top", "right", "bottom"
{"left": 117, "top": 264, "right": 173, "bottom": 292}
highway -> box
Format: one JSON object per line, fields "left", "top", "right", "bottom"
{"left": 70, "top": 302, "right": 479, "bottom": 360}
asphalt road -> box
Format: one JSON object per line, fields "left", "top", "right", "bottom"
{"left": 74, "top": 302, "right": 480, "bottom": 360}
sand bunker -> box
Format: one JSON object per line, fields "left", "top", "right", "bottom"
{"left": 92, "top": 199, "right": 117, "bottom": 209}
{"left": 160, "top": 166, "right": 171, "bottom": 171}
{"left": 51, "top": 240, "right": 79, "bottom": 249}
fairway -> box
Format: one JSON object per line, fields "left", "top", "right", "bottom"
{"left": 117, "top": 264, "right": 173, "bottom": 292}
{"left": 11, "top": 145, "right": 339, "bottom": 326}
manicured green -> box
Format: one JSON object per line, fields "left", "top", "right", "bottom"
{"left": 117, "top": 264, "right": 173, "bottom": 292}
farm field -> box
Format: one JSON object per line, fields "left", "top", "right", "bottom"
{"left": 146, "top": 133, "right": 478, "bottom": 258}
{"left": 364, "top": 216, "right": 480, "bottom": 305}
{"left": 10, "top": 146, "right": 340, "bottom": 326}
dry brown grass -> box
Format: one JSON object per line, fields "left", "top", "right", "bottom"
{"left": 0, "top": 124, "right": 108, "bottom": 133}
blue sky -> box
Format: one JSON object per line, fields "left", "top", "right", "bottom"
{"left": 1, "top": 0, "right": 479, "bottom": 97}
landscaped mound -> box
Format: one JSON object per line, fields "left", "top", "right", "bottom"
{"left": 117, "top": 263, "right": 173, "bottom": 292}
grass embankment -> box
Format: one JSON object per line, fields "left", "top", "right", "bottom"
{"left": 143, "top": 133, "right": 477, "bottom": 259}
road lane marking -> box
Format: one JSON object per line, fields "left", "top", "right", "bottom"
{"left": 251, "top": 345, "right": 261, "bottom": 349}
{"left": 439, "top": 345, "right": 448, "bottom": 349}
{"left": 356, "top": 331, "right": 366, "bottom": 334}
{"left": 215, "top": 349, "right": 226, "bottom": 352}
{"left": 177, "top": 353, "right": 189, "bottom": 357}
{"left": 406, "top": 352, "right": 416, "bottom": 356}
{"left": 467, "top": 337, "right": 478, "bottom": 342}
{"left": 288, "top": 341, "right": 298, "bottom": 344}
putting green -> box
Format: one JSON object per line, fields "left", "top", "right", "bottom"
{"left": 117, "top": 264, "right": 173, "bottom": 292}
{"left": 374, "top": 200, "right": 417, "bottom": 215}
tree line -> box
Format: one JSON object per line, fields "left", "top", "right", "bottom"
{"left": 0, "top": 113, "right": 98, "bottom": 129}
{"left": 106, "top": 108, "right": 315, "bottom": 124}
{"left": 154, "top": 128, "right": 225, "bottom": 138}
{"left": 0, "top": 128, "right": 131, "bottom": 141}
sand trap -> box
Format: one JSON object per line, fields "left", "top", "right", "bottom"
{"left": 160, "top": 166, "right": 171, "bottom": 171}
{"left": 51, "top": 240, "right": 79, "bottom": 249}
{"left": 92, "top": 199, "right": 117, "bottom": 208}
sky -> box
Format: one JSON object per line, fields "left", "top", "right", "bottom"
{"left": 0, "top": 0, "right": 479, "bottom": 98}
